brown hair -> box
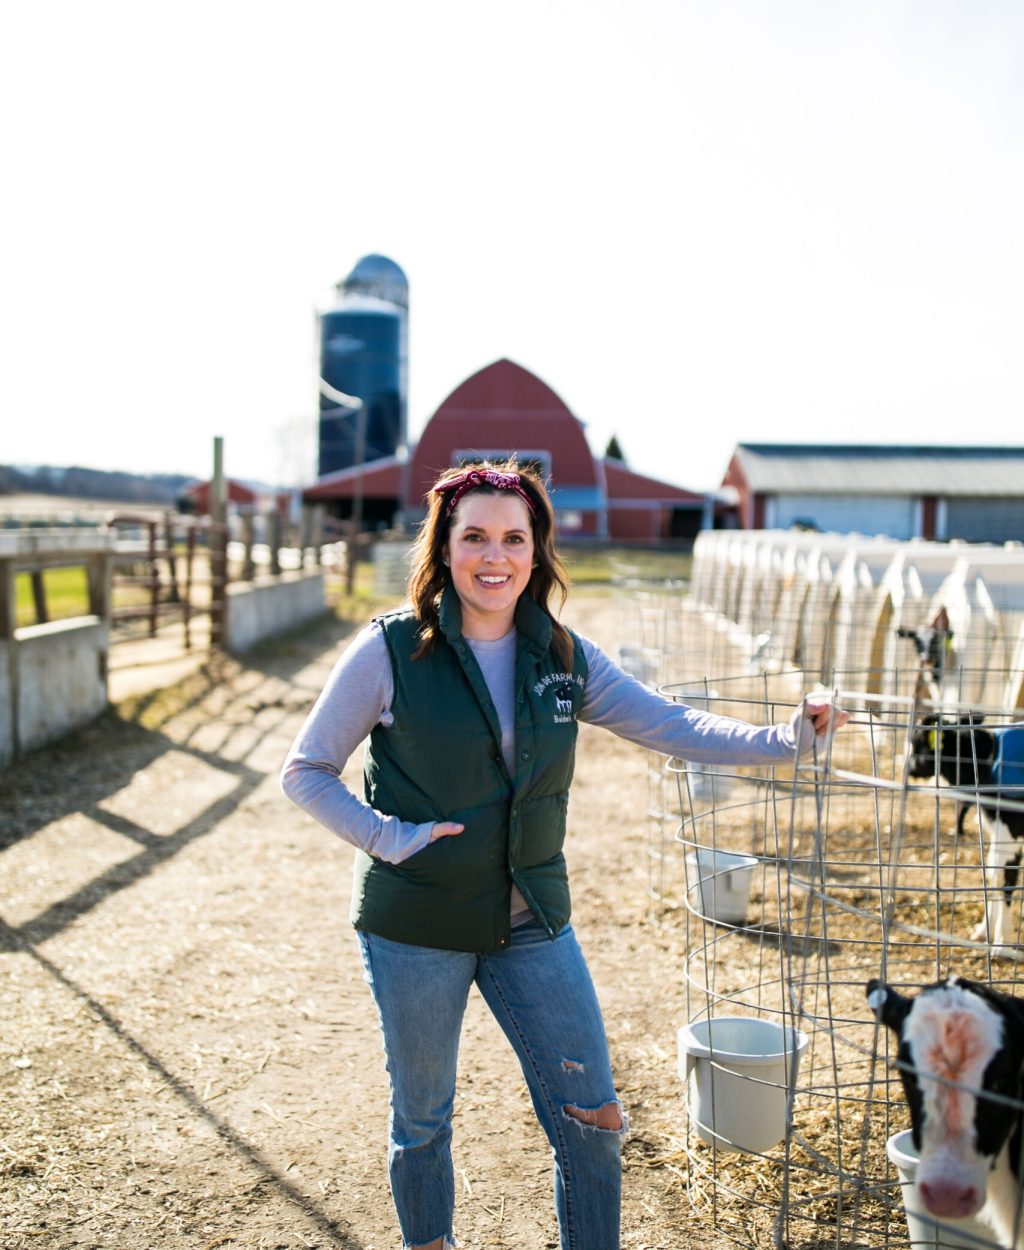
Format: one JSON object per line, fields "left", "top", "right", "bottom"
{"left": 407, "top": 459, "right": 573, "bottom": 667}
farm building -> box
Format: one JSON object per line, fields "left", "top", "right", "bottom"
{"left": 304, "top": 358, "right": 711, "bottom": 541}
{"left": 722, "top": 443, "right": 1024, "bottom": 542}
{"left": 179, "top": 478, "right": 293, "bottom": 517}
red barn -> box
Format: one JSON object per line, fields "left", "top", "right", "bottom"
{"left": 182, "top": 478, "right": 260, "bottom": 514}
{"left": 304, "top": 359, "right": 709, "bottom": 541}
{"left": 181, "top": 479, "right": 291, "bottom": 518}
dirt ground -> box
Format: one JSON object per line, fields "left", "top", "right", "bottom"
{"left": 0, "top": 593, "right": 724, "bottom": 1250}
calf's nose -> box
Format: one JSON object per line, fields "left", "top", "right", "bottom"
{"left": 917, "top": 1178, "right": 983, "bottom": 1219}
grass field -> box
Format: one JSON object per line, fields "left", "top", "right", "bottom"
{"left": 14, "top": 566, "right": 90, "bottom": 627}
{"left": 15, "top": 564, "right": 161, "bottom": 628}
{"left": 561, "top": 543, "right": 692, "bottom": 586}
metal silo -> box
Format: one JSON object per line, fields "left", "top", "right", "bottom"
{"left": 317, "top": 254, "right": 408, "bottom": 478}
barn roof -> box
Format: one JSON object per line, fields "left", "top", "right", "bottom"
{"left": 733, "top": 444, "right": 1024, "bottom": 497}
{"left": 184, "top": 478, "right": 264, "bottom": 507}
{"left": 303, "top": 455, "right": 403, "bottom": 501}
{"left": 409, "top": 358, "right": 598, "bottom": 504}
{"left": 603, "top": 458, "right": 706, "bottom": 503}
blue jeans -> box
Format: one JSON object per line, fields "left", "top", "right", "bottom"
{"left": 357, "top": 920, "right": 626, "bottom": 1250}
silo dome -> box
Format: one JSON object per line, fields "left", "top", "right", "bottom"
{"left": 339, "top": 254, "right": 409, "bottom": 310}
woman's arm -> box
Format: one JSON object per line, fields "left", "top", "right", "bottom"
{"left": 576, "top": 635, "right": 842, "bottom": 764}
{"left": 280, "top": 624, "right": 444, "bottom": 863}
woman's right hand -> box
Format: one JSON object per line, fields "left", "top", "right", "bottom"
{"left": 429, "top": 821, "right": 465, "bottom": 841}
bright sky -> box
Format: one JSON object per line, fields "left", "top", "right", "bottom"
{"left": 3, "top": 0, "right": 1021, "bottom": 494}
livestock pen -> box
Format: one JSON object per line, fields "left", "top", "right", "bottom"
{"left": 615, "top": 531, "right": 1024, "bottom": 1249}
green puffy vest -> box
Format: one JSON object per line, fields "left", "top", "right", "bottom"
{"left": 350, "top": 587, "right": 588, "bottom": 952}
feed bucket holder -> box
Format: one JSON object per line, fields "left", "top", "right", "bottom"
{"left": 678, "top": 1016, "right": 808, "bottom": 1154}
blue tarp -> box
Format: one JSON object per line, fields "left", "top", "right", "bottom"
{"left": 994, "top": 726, "right": 1024, "bottom": 792}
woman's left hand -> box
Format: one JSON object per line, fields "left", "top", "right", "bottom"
{"left": 804, "top": 701, "right": 849, "bottom": 738}
{"left": 790, "top": 700, "right": 849, "bottom": 753}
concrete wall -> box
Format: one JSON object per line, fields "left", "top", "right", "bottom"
{"left": 14, "top": 616, "right": 109, "bottom": 757}
{"left": 225, "top": 570, "right": 327, "bottom": 653}
{"left": 2, "top": 529, "right": 116, "bottom": 766}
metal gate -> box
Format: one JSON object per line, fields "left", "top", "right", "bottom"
{"left": 106, "top": 513, "right": 228, "bottom": 654}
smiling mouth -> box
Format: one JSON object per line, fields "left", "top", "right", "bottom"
{"left": 477, "top": 575, "right": 511, "bottom": 585}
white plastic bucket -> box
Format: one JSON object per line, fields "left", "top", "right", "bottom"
{"left": 684, "top": 761, "right": 734, "bottom": 805}
{"left": 685, "top": 849, "right": 758, "bottom": 925}
{"left": 886, "top": 1130, "right": 994, "bottom": 1249}
{"left": 678, "top": 1016, "right": 808, "bottom": 1154}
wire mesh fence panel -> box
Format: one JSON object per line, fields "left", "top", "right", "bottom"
{"left": 647, "top": 680, "right": 1024, "bottom": 1250}
{"left": 611, "top": 532, "right": 1024, "bottom": 1248}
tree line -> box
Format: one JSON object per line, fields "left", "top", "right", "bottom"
{"left": 0, "top": 464, "right": 193, "bottom": 505}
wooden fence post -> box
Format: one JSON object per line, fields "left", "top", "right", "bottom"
{"left": 30, "top": 571, "right": 48, "bottom": 624}
{"left": 165, "top": 513, "right": 180, "bottom": 603}
{"left": 86, "top": 552, "right": 111, "bottom": 622}
{"left": 147, "top": 520, "right": 159, "bottom": 637}
{"left": 312, "top": 505, "right": 325, "bottom": 565}
{"left": 300, "top": 506, "right": 313, "bottom": 570}
{"left": 184, "top": 527, "right": 196, "bottom": 651}
{"left": 269, "top": 512, "right": 282, "bottom": 577}
{"left": 241, "top": 513, "right": 256, "bottom": 581}
{"left": 1, "top": 553, "right": 19, "bottom": 758}
{"left": 209, "top": 436, "right": 228, "bottom": 648}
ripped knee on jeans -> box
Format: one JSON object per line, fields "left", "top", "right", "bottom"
{"left": 562, "top": 1100, "right": 625, "bottom": 1132}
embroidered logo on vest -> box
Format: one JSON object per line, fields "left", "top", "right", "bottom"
{"left": 532, "top": 671, "right": 586, "bottom": 724}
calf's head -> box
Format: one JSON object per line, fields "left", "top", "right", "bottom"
{"left": 906, "top": 714, "right": 995, "bottom": 786}
{"left": 867, "top": 978, "right": 1024, "bottom": 1221}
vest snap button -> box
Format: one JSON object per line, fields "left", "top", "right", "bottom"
{"left": 520, "top": 750, "right": 530, "bottom": 761}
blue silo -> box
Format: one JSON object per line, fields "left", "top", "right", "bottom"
{"left": 318, "top": 254, "right": 408, "bottom": 478}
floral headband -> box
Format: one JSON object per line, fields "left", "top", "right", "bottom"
{"left": 432, "top": 469, "right": 538, "bottom": 521}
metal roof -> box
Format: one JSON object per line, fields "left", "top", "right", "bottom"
{"left": 734, "top": 444, "right": 1024, "bottom": 497}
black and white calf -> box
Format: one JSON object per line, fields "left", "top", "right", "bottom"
{"left": 867, "top": 977, "right": 1024, "bottom": 1246}
{"left": 907, "top": 718, "right": 1024, "bottom": 949}
{"left": 898, "top": 609, "right": 952, "bottom": 704}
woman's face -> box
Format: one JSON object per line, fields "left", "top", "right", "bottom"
{"left": 443, "top": 491, "right": 536, "bottom": 638}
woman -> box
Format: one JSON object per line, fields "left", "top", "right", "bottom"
{"left": 281, "top": 461, "right": 846, "bottom": 1250}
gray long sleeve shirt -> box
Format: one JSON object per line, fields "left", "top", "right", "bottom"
{"left": 281, "top": 622, "right": 804, "bottom": 867}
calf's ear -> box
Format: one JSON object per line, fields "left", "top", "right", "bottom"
{"left": 866, "top": 979, "right": 913, "bottom": 1031}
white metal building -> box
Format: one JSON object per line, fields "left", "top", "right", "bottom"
{"left": 721, "top": 444, "right": 1024, "bottom": 542}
